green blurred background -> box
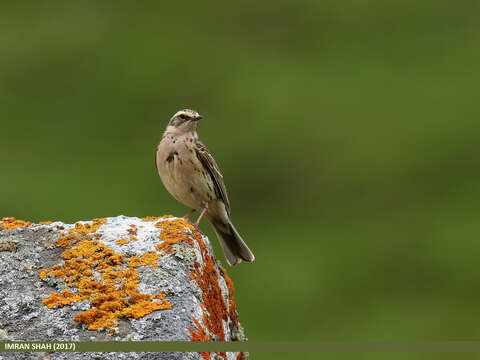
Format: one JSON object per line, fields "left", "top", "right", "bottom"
{"left": 1, "top": 1, "right": 480, "bottom": 358}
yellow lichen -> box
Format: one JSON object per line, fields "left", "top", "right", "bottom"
{"left": 141, "top": 216, "right": 162, "bottom": 221}
{"left": 39, "top": 217, "right": 171, "bottom": 331}
{"left": 69, "top": 218, "right": 107, "bottom": 235}
{"left": 126, "top": 251, "right": 161, "bottom": 268}
{"left": 43, "top": 289, "right": 82, "bottom": 308}
{"left": 123, "top": 292, "right": 171, "bottom": 319}
{"left": 126, "top": 224, "right": 138, "bottom": 236}
{"left": 143, "top": 215, "right": 174, "bottom": 222}
{"left": 154, "top": 217, "right": 237, "bottom": 343}
{"left": 39, "top": 215, "right": 238, "bottom": 338}
{"left": 115, "top": 238, "right": 129, "bottom": 245}
{"left": 154, "top": 218, "right": 195, "bottom": 253}
{"left": 0, "top": 217, "right": 31, "bottom": 231}
{"left": 170, "top": 219, "right": 239, "bottom": 345}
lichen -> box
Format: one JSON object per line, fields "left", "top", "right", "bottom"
{"left": 189, "top": 234, "right": 231, "bottom": 343}
{"left": 236, "top": 353, "right": 249, "bottom": 360}
{"left": 231, "top": 323, "right": 247, "bottom": 342}
{"left": 34, "top": 215, "right": 241, "bottom": 342}
{"left": 188, "top": 318, "right": 212, "bottom": 360}
{"left": 126, "top": 224, "right": 138, "bottom": 236}
{"left": 115, "top": 238, "right": 129, "bottom": 245}
{"left": 152, "top": 269, "right": 169, "bottom": 280}
{"left": 0, "top": 217, "right": 31, "bottom": 231}
{"left": 191, "top": 256, "right": 228, "bottom": 341}
{"left": 156, "top": 218, "right": 239, "bottom": 346}
{"left": 154, "top": 219, "right": 194, "bottom": 253}
{"left": 221, "top": 267, "right": 239, "bottom": 327}
{"left": 126, "top": 250, "right": 162, "bottom": 268}
{"left": 142, "top": 216, "right": 162, "bottom": 221}
{"left": 189, "top": 279, "right": 204, "bottom": 302}
{"left": 39, "top": 218, "right": 171, "bottom": 331}
{"left": 0, "top": 237, "right": 19, "bottom": 252}
{"left": 172, "top": 243, "right": 196, "bottom": 269}
{"left": 143, "top": 215, "right": 174, "bottom": 222}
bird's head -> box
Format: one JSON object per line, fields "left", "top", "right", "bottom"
{"left": 167, "top": 109, "right": 203, "bottom": 132}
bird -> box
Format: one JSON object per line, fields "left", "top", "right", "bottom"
{"left": 155, "top": 109, "right": 255, "bottom": 266}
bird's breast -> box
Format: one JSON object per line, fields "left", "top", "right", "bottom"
{"left": 156, "top": 136, "right": 207, "bottom": 209}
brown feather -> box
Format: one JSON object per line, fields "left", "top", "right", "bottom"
{"left": 194, "top": 140, "right": 230, "bottom": 215}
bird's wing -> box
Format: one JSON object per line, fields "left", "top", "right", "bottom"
{"left": 195, "top": 140, "right": 231, "bottom": 214}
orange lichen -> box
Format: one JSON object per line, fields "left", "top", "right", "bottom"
{"left": 39, "top": 269, "right": 48, "bottom": 279}
{"left": 39, "top": 221, "right": 53, "bottom": 225}
{"left": 116, "top": 238, "right": 129, "bottom": 245}
{"left": 127, "top": 225, "right": 138, "bottom": 236}
{"left": 189, "top": 234, "right": 229, "bottom": 341}
{"left": 123, "top": 292, "right": 171, "bottom": 319}
{"left": 154, "top": 291, "right": 167, "bottom": 299}
{"left": 156, "top": 218, "right": 237, "bottom": 344}
{"left": 0, "top": 217, "right": 32, "bottom": 231}
{"left": 189, "top": 317, "right": 211, "bottom": 341}
{"left": 39, "top": 217, "right": 171, "bottom": 331}
{"left": 141, "top": 216, "right": 162, "bottom": 221}
{"left": 221, "top": 266, "right": 238, "bottom": 326}
{"left": 155, "top": 219, "right": 194, "bottom": 253}
{"left": 43, "top": 289, "right": 81, "bottom": 308}
{"left": 126, "top": 251, "right": 161, "bottom": 268}
{"left": 70, "top": 218, "right": 107, "bottom": 235}
{"left": 55, "top": 233, "right": 84, "bottom": 248}
{"left": 74, "top": 309, "right": 118, "bottom": 329}
{"left": 39, "top": 215, "right": 240, "bottom": 340}
{"left": 188, "top": 319, "right": 226, "bottom": 360}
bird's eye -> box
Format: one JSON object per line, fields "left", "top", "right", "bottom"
{"left": 179, "top": 114, "right": 187, "bottom": 120}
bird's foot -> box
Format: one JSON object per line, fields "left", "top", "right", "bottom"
{"left": 193, "top": 206, "right": 208, "bottom": 228}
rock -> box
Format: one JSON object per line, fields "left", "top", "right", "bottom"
{"left": 0, "top": 216, "right": 248, "bottom": 360}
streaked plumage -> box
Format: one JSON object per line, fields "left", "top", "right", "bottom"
{"left": 156, "top": 109, "right": 255, "bottom": 266}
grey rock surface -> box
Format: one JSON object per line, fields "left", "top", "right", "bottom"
{"left": 0, "top": 216, "right": 247, "bottom": 360}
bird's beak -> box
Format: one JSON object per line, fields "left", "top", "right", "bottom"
{"left": 194, "top": 115, "right": 203, "bottom": 121}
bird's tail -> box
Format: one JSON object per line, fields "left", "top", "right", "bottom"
{"left": 212, "top": 220, "right": 255, "bottom": 266}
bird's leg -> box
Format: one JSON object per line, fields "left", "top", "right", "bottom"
{"left": 193, "top": 206, "right": 208, "bottom": 229}
{"left": 183, "top": 209, "right": 196, "bottom": 222}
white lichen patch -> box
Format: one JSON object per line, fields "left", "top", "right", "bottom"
{"left": 93, "top": 215, "right": 168, "bottom": 256}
